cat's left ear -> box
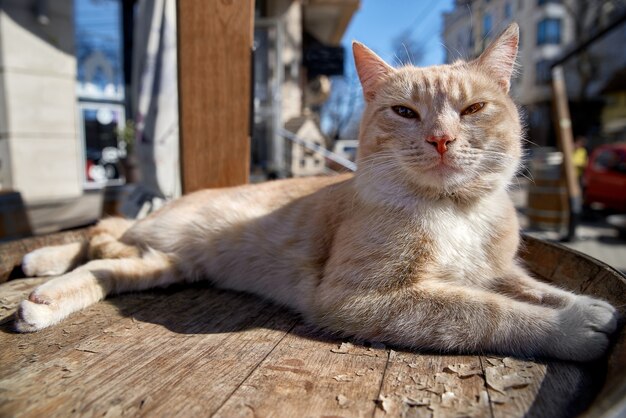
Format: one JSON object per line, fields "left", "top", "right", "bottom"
{"left": 353, "top": 42, "right": 394, "bottom": 101}
{"left": 475, "top": 23, "right": 519, "bottom": 92}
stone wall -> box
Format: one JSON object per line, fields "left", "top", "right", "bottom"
{"left": 0, "top": 0, "right": 81, "bottom": 202}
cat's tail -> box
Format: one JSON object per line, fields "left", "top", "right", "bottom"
{"left": 21, "top": 217, "right": 138, "bottom": 277}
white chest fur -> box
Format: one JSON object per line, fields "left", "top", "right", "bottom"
{"left": 417, "top": 195, "right": 504, "bottom": 283}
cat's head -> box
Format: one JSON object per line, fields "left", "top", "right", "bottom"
{"left": 353, "top": 23, "right": 522, "bottom": 204}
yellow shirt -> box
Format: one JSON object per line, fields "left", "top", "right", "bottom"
{"left": 573, "top": 147, "right": 588, "bottom": 177}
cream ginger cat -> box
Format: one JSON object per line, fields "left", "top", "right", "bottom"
{"left": 15, "top": 24, "right": 617, "bottom": 361}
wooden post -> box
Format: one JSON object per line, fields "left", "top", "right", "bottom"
{"left": 177, "top": 0, "right": 254, "bottom": 193}
{"left": 551, "top": 65, "right": 581, "bottom": 241}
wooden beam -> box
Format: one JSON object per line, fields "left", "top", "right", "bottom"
{"left": 177, "top": 0, "right": 254, "bottom": 193}
{"left": 551, "top": 66, "right": 581, "bottom": 241}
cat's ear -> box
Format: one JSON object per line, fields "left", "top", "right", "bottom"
{"left": 353, "top": 42, "right": 394, "bottom": 101}
{"left": 475, "top": 23, "right": 519, "bottom": 92}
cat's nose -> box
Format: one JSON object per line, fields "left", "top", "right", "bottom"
{"left": 426, "top": 135, "right": 455, "bottom": 155}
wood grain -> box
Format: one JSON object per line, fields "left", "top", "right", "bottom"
{"left": 374, "top": 351, "right": 490, "bottom": 418}
{"left": 0, "top": 285, "right": 294, "bottom": 417}
{"left": 0, "top": 231, "right": 624, "bottom": 417}
{"left": 214, "top": 328, "right": 388, "bottom": 418}
{"left": 177, "top": 0, "right": 253, "bottom": 193}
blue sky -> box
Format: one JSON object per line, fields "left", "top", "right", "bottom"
{"left": 340, "top": 0, "right": 455, "bottom": 67}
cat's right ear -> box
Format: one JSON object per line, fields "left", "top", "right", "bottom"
{"left": 353, "top": 42, "right": 394, "bottom": 102}
{"left": 474, "top": 23, "right": 519, "bottom": 92}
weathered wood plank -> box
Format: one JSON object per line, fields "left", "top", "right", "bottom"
{"left": 177, "top": 0, "right": 253, "bottom": 192}
{"left": 0, "top": 232, "right": 624, "bottom": 417}
{"left": 214, "top": 330, "right": 389, "bottom": 418}
{"left": 0, "top": 277, "right": 159, "bottom": 378}
{"left": 374, "top": 351, "right": 490, "bottom": 418}
{"left": 483, "top": 356, "right": 605, "bottom": 418}
{"left": 0, "top": 285, "right": 295, "bottom": 418}
{"left": 519, "top": 236, "right": 562, "bottom": 282}
{"left": 0, "top": 277, "right": 47, "bottom": 322}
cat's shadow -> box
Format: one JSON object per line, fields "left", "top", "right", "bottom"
{"left": 0, "top": 278, "right": 609, "bottom": 418}
{"left": 110, "top": 281, "right": 332, "bottom": 341}
{"left": 104, "top": 281, "right": 606, "bottom": 418}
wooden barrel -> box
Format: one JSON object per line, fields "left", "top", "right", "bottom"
{"left": 102, "top": 185, "right": 133, "bottom": 217}
{"left": 527, "top": 151, "right": 569, "bottom": 233}
{"left": 0, "top": 190, "right": 32, "bottom": 242}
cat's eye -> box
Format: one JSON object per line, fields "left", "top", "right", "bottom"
{"left": 391, "top": 105, "right": 419, "bottom": 119}
{"left": 461, "top": 102, "right": 485, "bottom": 116}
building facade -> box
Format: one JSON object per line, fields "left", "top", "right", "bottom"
{"left": 252, "top": 0, "right": 359, "bottom": 178}
{"left": 0, "top": 0, "right": 81, "bottom": 202}
{"left": 443, "top": 0, "right": 576, "bottom": 147}
{"left": 443, "top": 0, "right": 626, "bottom": 147}
{"left": 0, "top": 0, "right": 359, "bottom": 237}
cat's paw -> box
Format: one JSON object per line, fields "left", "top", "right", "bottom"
{"left": 548, "top": 296, "right": 618, "bottom": 361}
{"left": 14, "top": 292, "right": 61, "bottom": 332}
{"left": 22, "top": 246, "right": 73, "bottom": 277}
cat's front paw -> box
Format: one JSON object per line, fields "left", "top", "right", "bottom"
{"left": 547, "top": 296, "right": 618, "bottom": 361}
{"left": 14, "top": 293, "right": 61, "bottom": 333}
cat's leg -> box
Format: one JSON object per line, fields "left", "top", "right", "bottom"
{"left": 15, "top": 250, "right": 176, "bottom": 332}
{"left": 489, "top": 264, "right": 617, "bottom": 329}
{"left": 313, "top": 282, "right": 617, "bottom": 361}
{"left": 488, "top": 264, "right": 593, "bottom": 307}
{"left": 21, "top": 242, "right": 88, "bottom": 277}
{"left": 21, "top": 218, "right": 136, "bottom": 277}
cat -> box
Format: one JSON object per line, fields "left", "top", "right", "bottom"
{"left": 14, "top": 23, "right": 617, "bottom": 361}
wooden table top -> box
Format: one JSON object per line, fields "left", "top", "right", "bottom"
{"left": 0, "top": 234, "right": 624, "bottom": 418}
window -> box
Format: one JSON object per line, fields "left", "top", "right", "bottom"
{"left": 593, "top": 150, "right": 626, "bottom": 173}
{"left": 483, "top": 13, "right": 493, "bottom": 38}
{"left": 535, "top": 60, "right": 552, "bottom": 85}
{"left": 538, "top": 0, "right": 561, "bottom": 5}
{"left": 504, "top": 3, "right": 512, "bottom": 19}
{"left": 75, "top": 0, "right": 126, "bottom": 187}
{"left": 537, "top": 18, "right": 561, "bottom": 45}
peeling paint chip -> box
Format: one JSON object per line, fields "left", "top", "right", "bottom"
{"left": 75, "top": 347, "right": 100, "bottom": 354}
{"left": 403, "top": 396, "right": 430, "bottom": 407}
{"left": 333, "top": 374, "right": 353, "bottom": 382}
{"left": 444, "top": 364, "right": 483, "bottom": 377}
{"left": 485, "top": 366, "right": 531, "bottom": 394}
{"left": 336, "top": 394, "right": 350, "bottom": 408}
{"left": 485, "top": 357, "right": 502, "bottom": 366}
{"left": 330, "top": 342, "right": 354, "bottom": 354}
{"left": 441, "top": 391, "right": 457, "bottom": 407}
{"left": 375, "top": 394, "right": 392, "bottom": 412}
{"left": 503, "top": 357, "right": 534, "bottom": 370}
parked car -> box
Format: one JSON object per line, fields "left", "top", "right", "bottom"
{"left": 583, "top": 143, "right": 626, "bottom": 212}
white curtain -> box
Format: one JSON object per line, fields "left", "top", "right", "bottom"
{"left": 123, "top": 0, "right": 180, "bottom": 217}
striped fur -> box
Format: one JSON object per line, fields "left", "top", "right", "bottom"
{"left": 15, "top": 24, "right": 617, "bottom": 361}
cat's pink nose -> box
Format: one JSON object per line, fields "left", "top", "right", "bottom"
{"left": 426, "top": 135, "right": 455, "bottom": 155}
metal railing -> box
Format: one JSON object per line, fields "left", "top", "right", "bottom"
{"left": 277, "top": 127, "right": 357, "bottom": 172}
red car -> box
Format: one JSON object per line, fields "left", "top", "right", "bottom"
{"left": 583, "top": 143, "right": 626, "bottom": 212}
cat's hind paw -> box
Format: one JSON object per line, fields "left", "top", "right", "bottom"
{"left": 22, "top": 244, "right": 80, "bottom": 277}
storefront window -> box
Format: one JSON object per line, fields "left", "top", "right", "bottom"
{"left": 75, "top": 0, "right": 126, "bottom": 187}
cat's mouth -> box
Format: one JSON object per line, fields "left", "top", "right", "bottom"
{"left": 427, "top": 158, "right": 463, "bottom": 174}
